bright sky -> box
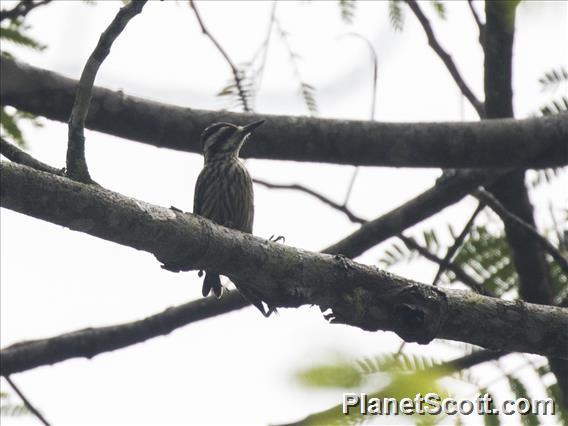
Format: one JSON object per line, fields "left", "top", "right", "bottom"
{"left": 1, "top": 1, "right": 567, "bottom": 425}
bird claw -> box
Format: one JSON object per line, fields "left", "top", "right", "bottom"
{"left": 269, "top": 235, "right": 285, "bottom": 243}
{"left": 236, "top": 284, "right": 277, "bottom": 317}
{"left": 334, "top": 254, "right": 353, "bottom": 271}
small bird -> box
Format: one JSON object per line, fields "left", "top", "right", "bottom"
{"left": 193, "top": 119, "right": 264, "bottom": 299}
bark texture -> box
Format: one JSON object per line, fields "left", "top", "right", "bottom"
{"left": 2, "top": 161, "right": 567, "bottom": 365}
{"left": 1, "top": 57, "right": 566, "bottom": 168}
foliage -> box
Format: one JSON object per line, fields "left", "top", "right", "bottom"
{"left": 430, "top": 1, "right": 446, "bottom": 20}
{"left": 0, "top": 391, "right": 29, "bottom": 417}
{"left": 1, "top": 107, "right": 43, "bottom": 147}
{"left": 505, "top": 375, "right": 539, "bottom": 426}
{"left": 539, "top": 96, "right": 568, "bottom": 115}
{"left": 388, "top": 0, "right": 405, "bottom": 31}
{"left": 378, "top": 212, "right": 567, "bottom": 303}
{"left": 538, "top": 67, "right": 568, "bottom": 92}
{"left": 0, "top": 10, "right": 47, "bottom": 147}
{"left": 215, "top": 11, "right": 318, "bottom": 115}
{"left": 338, "top": 0, "right": 357, "bottom": 24}
{"left": 274, "top": 20, "right": 318, "bottom": 115}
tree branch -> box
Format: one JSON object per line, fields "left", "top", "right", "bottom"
{"left": 0, "top": 0, "right": 51, "bottom": 22}
{"left": 253, "top": 178, "right": 366, "bottom": 224}
{"left": 467, "top": 0, "right": 485, "bottom": 46}
{"left": 1, "top": 136, "right": 63, "bottom": 175}
{"left": 405, "top": 0, "right": 486, "bottom": 118}
{"left": 1, "top": 291, "right": 249, "bottom": 375}
{"left": 483, "top": 1, "right": 568, "bottom": 406}
{"left": 1, "top": 161, "right": 567, "bottom": 363}
{"left": 189, "top": 0, "right": 250, "bottom": 112}
{"left": 324, "top": 169, "right": 503, "bottom": 258}
{"left": 397, "top": 233, "right": 491, "bottom": 296}
{"left": 254, "top": 178, "right": 492, "bottom": 296}
{"left": 431, "top": 201, "right": 485, "bottom": 286}
{"left": 2, "top": 58, "right": 567, "bottom": 169}
{"left": 476, "top": 188, "right": 568, "bottom": 276}
{"left": 66, "top": 0, "right": 146, "bottom": 182}
{"left": 4, "top": 376, "right": 50, "bottom": 426}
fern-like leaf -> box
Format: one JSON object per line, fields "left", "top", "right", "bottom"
{"left": 378, "top": 227, "right": 444, "bottom": 269}
{"left": 388, "top": 0, "right": 405, "bottom": 31}
{"left": 0, "top": 25, "right": 45, "bottom": 51}
{"left": 430, "top": 1, "right": 446, "bottom": 20}
{"left": 0, "top": 392, "right": 29, "bottom": 417}
{"left": 449, "top": 226, "right": 517, "bottom": 296}
{"left": 539, "top": 96, "right": 568, "bottom": 115}
{"left": 338, "top": 0, "right": 357, "bottom": 24}
{"left": 538, "top": 67, "right": 568, "bottom": 92}
{"left": 505, "top": 376, "right": 539, "bottom": 426}
{"left": 1, "top": 107, "right": 25, "bottom": 147}
{"left": 479, "top": 389, "right": 501, "bottom": 425}
{"left": 296, "top": 362, "right": 364, "bottom": 389}
{"left": 300, "top": 82, "right": 318, "bottom": 115}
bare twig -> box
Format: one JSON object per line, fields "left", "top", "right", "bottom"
{"left": 253, "top": 178, "right": 366, "bottom": 224}
{"left": 4, "top": 376, "right": 50, "bottom": 426}
{"left": 475, "top": 188, "right": 568, "bottom": 276}
{"left": 432, "top": 201, "right": 485, "bottom": 286}
{"left": 337, "top": 33, "right": 379, "bottom": 206}
{"left": 398, "top": 233, "right": 492, "bottom": 296}
{"left": 405, "top": 0, "right": 485, "bottom": 118}
{"left": 189, "top": 0, "right": 251, "bottom": 112}
{"left": 250, "top": 1, "right": 277, "bottom": 108}
{"left": 274, "top": 18, "right": 318, "bottom": 115}
{"left": 343, "top": 168, "right": 359, "bottom": 206}
{"left": 254, "top": 177, "right": 491, "bottom": 296}
{"left": 66, "top": 0, "right": 147, "bottom": 182}
{"left": 397, "top": 202, "right": 485, "bottom": 356}
{"left": 1, "top": 136, "right": 63, "bottom": 175}
{"left": 0, "top": 0, "right": 52, "bottom": 22}
{"left": 466, "top": 0, "right": 485, "bottom": 45}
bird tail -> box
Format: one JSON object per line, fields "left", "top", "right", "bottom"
{"left": 202, "top": 273, "right": 223, "bottom": 298}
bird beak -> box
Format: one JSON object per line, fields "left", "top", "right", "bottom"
{"left": 241, "top": 119, "right": 265, "bottom": 134}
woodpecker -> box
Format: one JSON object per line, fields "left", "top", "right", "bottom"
{"left": 194, "top": 119, "right": 273, "bottom": 315}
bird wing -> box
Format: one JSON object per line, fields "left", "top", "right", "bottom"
{"left": 193, "top": 162, "right": 254, "bottom": 233}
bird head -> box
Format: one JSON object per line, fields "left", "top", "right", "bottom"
{"left": 200, "top": 120, "right": 264, "bottom": 162}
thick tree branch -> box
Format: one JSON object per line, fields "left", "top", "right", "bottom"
{"left": 1, "top": 161, "right": 567, "bottom": 363}
{"left": 1, "top": 291, "right": 249, "bottom": 375}
{"left": 2, "top": 58, "right": 567, "bottom": 169}
{"left": 66, "top": 0, "right": 146, "bottom": 182}
{"left": 324, "top": 169, "right": 502, "bottom": 258}
{"left": 476, "top": 188, "right": 568, "bottom": 276}
{"left": 483, "top": 1, "right": 568, "bottom": 406}
{"left": 405, "top": 0, "right": 486, "bottom": 117}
